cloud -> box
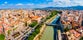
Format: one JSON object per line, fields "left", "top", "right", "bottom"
{"left": 52, "top": 0, "right": 83, "bottom": 7}
{"left": 1, "top": 1, "right": 8, "bottom": 5}
{"left": 37, "top": 0, "right": 83, "bottom": 7}
{"left": 26, "top": 3, "right": 34, "bottom": 6}
{"left": 4, "top": 1, "right": 8, "bottom": 4}
{"left": 16, "top": 3, "right": 35, "bottom": 6}
{"left": 16, "top": 3, "right": 23, "bottom": 6}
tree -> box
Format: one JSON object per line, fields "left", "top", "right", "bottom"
{"left": 7, "top": 30, "right": 11, "bottom": 35}
{"left": 64, "top": 27, "right": 70, "bottom": 32}
{"left": 0, "top": 34, "right": 5, "bottom": 40}
{"left": 25, "top": 22, "right": 27, "bottom": 27}
{"left": 80, "top": 36, "right": 83, "bottom": 40}
{"left": 29, "top": 21, "right": 38, "bottom": 27}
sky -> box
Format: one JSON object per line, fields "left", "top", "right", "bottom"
{"left": 0, "top": 0, "right": 83, "bottom": 8}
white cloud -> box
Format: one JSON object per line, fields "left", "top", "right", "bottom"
{"left": 16, "top": 3, "right": 34, "bottom": 6}
{"left": 1, "top": 1, "right": 8, "bottom": 5}
{"left": 37, "top": 0, "right": 83, "bottom": 7}
{"left": 26, "top": 3, "right": 34, "bottom": 6}
{"left": 16, "top": 3, "right": 23, "bottom": 6}
{"left": 4, "top": 1, "right": 8, "bottom": 4}
{"left": 52, "top": 0, "right": 83, "bottom": 7}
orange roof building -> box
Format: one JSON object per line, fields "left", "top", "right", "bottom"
{"left": 31, "top": 16, "right": 40, "bottom": 20}
{"left": 70, "top": 30, "right": 80, "bottom": 38}
{"left": 30, "top": 16, "right": 42, "bottom": 23}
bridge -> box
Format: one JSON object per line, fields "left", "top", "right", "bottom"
{"left": 46, "top": 15, "right": 64, "bottom": 40}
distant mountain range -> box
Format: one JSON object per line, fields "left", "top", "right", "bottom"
{"left": 0, "top": 6, "right": 83, "bottom": 10}
{"left": 35, "top": 6, "right": 83, "bottom": 10}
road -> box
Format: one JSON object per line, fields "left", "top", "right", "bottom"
{"left": 19, "top": 15, "right": 48, "bottom": 40}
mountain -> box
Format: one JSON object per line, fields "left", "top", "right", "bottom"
{"left": 35, "top": 6, "right": 83, "bottom": 10}
{"left": 1, "top": 6, "right": 83, "bottom": 10}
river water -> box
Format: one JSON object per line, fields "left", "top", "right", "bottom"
{"left": 51, "top": 16, "right": 64, "bottom": 40}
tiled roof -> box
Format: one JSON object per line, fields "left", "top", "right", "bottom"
{"left": 70, "top": 30, "right": 80, "bottom": 38}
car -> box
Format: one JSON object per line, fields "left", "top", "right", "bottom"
{"left": 21, "top": 36, "right": 28, "bottom": 40}
{"left": 32, "top": 29, "right": 35, "bottom": 32}
{"left": 26, "top": 34, "right": 29, "bottom": 36}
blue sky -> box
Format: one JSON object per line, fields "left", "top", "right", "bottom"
{"left": 0, "top": 0, "right": 83, "bottom": 8}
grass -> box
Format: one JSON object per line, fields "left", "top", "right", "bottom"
{"left": 0, "top": 34, "right": 5, "bottom": 40}
{"left": 40, "top": 26, "right": 54, "bottom": 40}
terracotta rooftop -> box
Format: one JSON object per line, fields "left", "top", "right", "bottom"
{"left": 70, "top": 30, "right": 80, "bottom": 38}
{"left": 31, "top": 16, "right": 41, "bottom": 20}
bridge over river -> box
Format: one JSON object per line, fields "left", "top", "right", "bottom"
{"left": 40, "top": 15, "right": 64, "bottom": 40}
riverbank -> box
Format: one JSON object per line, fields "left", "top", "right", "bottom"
{"left": 27, "top": 10, "right": 59, "bottom": 40}
{"left": 34, "top": 15, "right": 56, "bottom": 40}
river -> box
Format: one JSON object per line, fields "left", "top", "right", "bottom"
{"left": 50, "top": 16, "right": 64, "bottom": 40}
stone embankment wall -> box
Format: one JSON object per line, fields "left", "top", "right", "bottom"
{"left": 33, "top": 24, "right": 46, "bottom": 40}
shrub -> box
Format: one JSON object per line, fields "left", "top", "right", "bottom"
{"left": 7, "top": 30, "right": 11, "bottom": 35}
{"left": 80, "top": 36, "right": 83, "bottom": 40}
{"left": 64, "top": 27, "right": 70, "bottom": 32}
{"left": 0, "top": 34, "right": 5, "bottom": 40}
